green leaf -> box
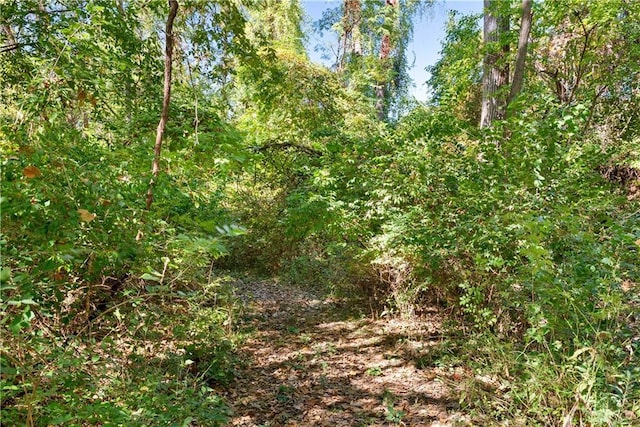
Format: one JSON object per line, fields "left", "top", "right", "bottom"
{"left": 141, "top": 272, "right": 162, "bottom": 282}
{"left": 9, "top": 307, "right": 34, "bottom": 334}
{"left": 600, "top": 257, "right": 614, "bottom": 266}
{"left": 569, "top": 347, "right": 593, "bottom": 360}
{"left": 0, "top": 267, "right": 10, "bottom": 283}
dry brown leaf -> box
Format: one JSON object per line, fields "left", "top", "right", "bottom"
{"left": 621, "top": 280, "right": 634, "bottom": 293}
{"left": 23, "top": 165, "right": 41, "bottom": 178}
{"left": 77, "top": 89, "right": 86, "bottom": 103}
{"left": 78, "top": 209, "right": 96, "bottom": 223}
{"left": 221, "top": 279, "right": 453, "bottom": 426}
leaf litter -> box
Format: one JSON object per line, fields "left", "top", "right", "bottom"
{"left": 219, "top": 279, "right": 471, "bottom": 426}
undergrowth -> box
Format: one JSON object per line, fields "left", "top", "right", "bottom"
{"left": 1, "top": 117, "right": 246, "bottom": 426}
{"left": 1, "top": 272, "right": 243, "bottom": 426}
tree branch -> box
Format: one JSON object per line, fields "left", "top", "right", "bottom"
{"left": 568, "top": 14, "right": 597, "bottom": 104}
{"left": 0, "top": 43, "right": 21, "bottom": 53}
{"left": 146, "top": 0, "right": 179, "bottom": 210}
{"left": 255, "top": 140, "right": 323, "bottom": 157}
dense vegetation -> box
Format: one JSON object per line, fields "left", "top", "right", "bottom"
{"left": 1, "top": 0, "right": 638, "bottom": 425}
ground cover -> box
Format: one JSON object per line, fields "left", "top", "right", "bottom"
{"left": 222, "top": 279, "right": 470, "bottom": 427}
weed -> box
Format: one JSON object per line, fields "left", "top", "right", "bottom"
{"left": 299, "top": 333, "right": 312, "bottom": 344}
{"left": 381, "top": 389, "right": 406, "bottom": 424}
{"left": 277, "top": 385, "right": 295, "bottom": 402}
{"left": 286, "top": 325, "right": 301, "bottom": 334}
{"left": 366, "top": 366, "right": 383, "bottom": 377}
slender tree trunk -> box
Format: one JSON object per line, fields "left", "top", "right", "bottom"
{"left": 508, "top": 0, "right": 533, "bottom": 106}
{"left": 339, "top": 0, "right": 361, "bottom": 72}
{"left": 480, "top": 0, "right": 508, "bottom": 129}
{"left": 376, "top": 0, "right": 397, "bottom": 121}
{"left": 350, "top": 0, "right": 362, "bottom": 56}
{"left": 146, "top": 0, "right": 178, "bottom": 210}
{"left": 500, "top": 14, "right": 510, "bottom": 89}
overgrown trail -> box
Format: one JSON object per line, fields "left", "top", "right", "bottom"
{"left": 221, "top": 280, "right": 469, "bottom": 426}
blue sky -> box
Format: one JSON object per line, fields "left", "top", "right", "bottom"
{"left": 301, "top": 1, "right": 483, "bottom": 102}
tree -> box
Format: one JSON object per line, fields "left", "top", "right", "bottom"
{"left": 507, "top": 0, "right": 533, "bottom": 107}
{"left": 427, "top": 11, "right": 483, "bottom": 125}
{"left": 480, "top": 0, "right": 534, "bottom": 128}
{"left": 338, "top": 0, "right": 363, "bottom": 72}
{"left": 146, "top": 0, "right": 179, "bottom": 210}
{"left": 531, "top": 0, "right": 640, "bottom": 139}
{"left": 317, "top": 0, "right": 432, "bottom": 121}
{"left": 244, "top": 0, "right": 305, "bottom": 53}
{"left": 375, "top": 0, "right": 398, "bottom": 121}
{"left": 480, "top": 0, "right": 509, "bottom": 128}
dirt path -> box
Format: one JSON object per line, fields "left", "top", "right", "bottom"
{"left": 220, "top": 279, "right": 470, "bottom": 426}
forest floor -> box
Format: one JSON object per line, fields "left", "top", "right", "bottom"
{"left": 220, "top": 279, "right": 473, "bottom": 427}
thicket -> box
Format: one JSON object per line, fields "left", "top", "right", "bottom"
{"left": 1, "top": 0, "right": 639, "bottom": 425}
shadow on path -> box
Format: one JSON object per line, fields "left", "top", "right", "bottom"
{"left": 220, "top": 279, "right": 469, "bottom": 426}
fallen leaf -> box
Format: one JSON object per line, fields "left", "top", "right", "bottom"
{"left": 23, "top": 165, "right": 41, "bottom": 178}
{"left": 78, "top": 209, "right": 96, "bottom": 223}
{"left": 621, "top": 280, "right": 634, "bottom": 292}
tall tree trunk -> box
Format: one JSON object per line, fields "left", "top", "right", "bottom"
{"left": 146, "top": 0, "right": 179, "bottom": 210}
{"left": 339, "top": 0, "right": 362, "bottom": 72}
{"left": 480, "top": 0, "right": 508, "bottom": 129}
{"left": 376, "top": 0, "right": 397, "bottom": 121}
{"left": 508, "top": 0, "right": 533, "bottom": 107}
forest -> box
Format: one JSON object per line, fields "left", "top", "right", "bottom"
{"left": 1, "top": 0, "right": 639, "bottom": 425}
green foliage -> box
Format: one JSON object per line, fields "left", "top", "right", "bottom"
{"left": 346, "top": 109, "right": 638, "bottom": 421}
{"left": 1, "top": 0, "right": 639, "bottom": 425}
{"left": 427, "top": 11, "right": 482, "bottom": 125}
{"left": 0, "top": 2, "right": 254, "bottom": 425}
{"left": 314, "top": 0, "right": 433, "bottom": 119}
{"left": 244, "top": 0, "right": 306, "bottom": 53}
{"left": 0, "top": 277, "right": 238, "bottom": 426}
{"left": 381, "top": 389, "right": 406, "bottom": 424}
{"left": 529, "top": 0, "right": 640, "bottom": 137}
{"left": 366, "top": 366, "right": 383, "bottom": 377}
{"left": 248, "top": 57, "right": 638, "bottom": 418}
